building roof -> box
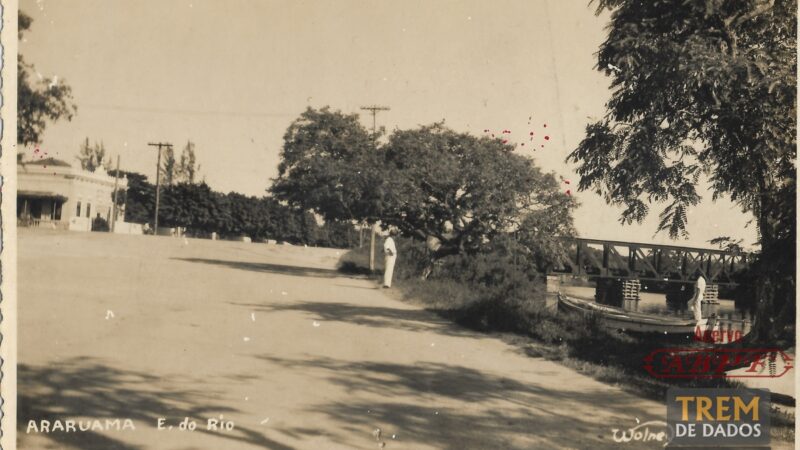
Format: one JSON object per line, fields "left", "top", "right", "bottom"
{"left": 20, "top": 157, "right": 72, "bottom": 167}
{"left": 18, "top": 190, "right": 68, "bottom": 201}
{"left": 18, "top": 157, "right": 128, "bottom": 189}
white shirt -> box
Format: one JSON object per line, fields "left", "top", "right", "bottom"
{"left": 383, "top": 237, "right": 397, "bottom": 256}
{"left": 690, "top": 276, "right": 707, "bottom": 321}
{"left": 695, "top": 275, "right": 707, "bottom": 300}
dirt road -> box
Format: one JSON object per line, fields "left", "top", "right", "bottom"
{"left": 18, "top": 231, "right": 682, "bottom": 449}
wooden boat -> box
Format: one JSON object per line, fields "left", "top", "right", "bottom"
{"left": 557, "top": 293, "right": 697, "bottom": 334}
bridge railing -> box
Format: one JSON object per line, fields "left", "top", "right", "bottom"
{"left": 550, "top": 238, "right": 752, "bottom": 286}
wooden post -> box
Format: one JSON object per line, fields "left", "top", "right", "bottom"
{"left": 369, "top": 223, "right": 377, "bottom": 273}
{"left": 148, "top": 142, "right": 171, "bottom": 234}
{"left": 111, "top": 155, "right": 121, "bottom": 232}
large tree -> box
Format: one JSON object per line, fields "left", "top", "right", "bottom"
{"left": 217, "top": 192, "right": 263, "bottom": 238}
{"left": 568, "top": 0, "right": 796, "bottom": 343}
{"left": 271, "top": 107, "right": 383, "bottom": 224}
{"left": 18, "top": 11, "right": 76, "bottom": 147}
{"left": 382, "top": 123, "right": 576, "bottom": 260}
{"left": 108, "top": 170, "right": 154, "bottom": 224}
{"left": 159, "top": 182, "right": 222, "bottom": 234}
{"left": 516, "top": 194, "right": 578, "bottom": 273}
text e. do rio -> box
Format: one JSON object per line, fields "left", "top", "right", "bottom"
{"left": 157, "top": 416, "right": 236, "bottom": 432}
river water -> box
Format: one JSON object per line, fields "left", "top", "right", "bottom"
{"left": 561, "top": 286, "right": 794, "bottom": 399}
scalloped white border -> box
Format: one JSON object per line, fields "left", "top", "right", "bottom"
{"left": 1, "top": 0, "right": 20, "bottom": 449}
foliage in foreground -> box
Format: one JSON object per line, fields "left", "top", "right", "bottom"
{"left": 570, "top": 0, "right": 796, "bottom": 343}
{"left": 18, "top": 11, "right": 77, "bottom": 147}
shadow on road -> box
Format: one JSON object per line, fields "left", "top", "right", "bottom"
{"left": 253, "top": 354, "right": 658, "bottom": 449}
{"left": 18, "top": 358, "right": 293, "bottom": 450}
{"left": 173, "top": 257, "right": 343, "bottom": 279}
{"left": 230, "top": 300, "right": 480, "bottom": 339}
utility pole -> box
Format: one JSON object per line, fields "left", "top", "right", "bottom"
{"left": 361, "top": 105, "right": 390, "bottom": 140}
{"left": 111, "top": 154, "right": 121, "bottom": 232}
{"left": 360, "top": 105, "right": 390, "bottom": 272}
{"left": 148, "top": 142, "right": 172, "bottom": 235}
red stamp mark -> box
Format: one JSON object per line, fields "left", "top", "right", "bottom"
{"left": 693, "top": 326, "right": 743, "bottom": 344}
{"left": 643, "top": 348, "right": 793, "bottom": 379}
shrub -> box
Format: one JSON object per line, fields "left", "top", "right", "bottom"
{"left": 91, "top": 216, "right": 110, "bottom": 232}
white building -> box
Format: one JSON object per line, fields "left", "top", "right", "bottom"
{"left": 17, "top": 158, "right": 129, "bottom": 232}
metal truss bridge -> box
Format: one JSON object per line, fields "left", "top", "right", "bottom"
{"left": 551, "top": 238, "right": 752, "bottom": 287}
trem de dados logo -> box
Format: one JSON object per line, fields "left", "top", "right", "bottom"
{"left": 666, "top": 388, "right": 770, "bottom": 447}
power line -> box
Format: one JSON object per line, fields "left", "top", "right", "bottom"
{"left": 82, "top": 104, "right": 296, "bottom": 118}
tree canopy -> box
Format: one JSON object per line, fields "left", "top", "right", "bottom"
{"left": 18, "top": 11, "right": 76, "bottom": 147}
{"left": 114, "top": 170, "right": 353, "bottom": 245}
{"left": 271, "top": 107, "right": 383, "bottom": 223}
{"left": 381, "top": 123, "right": 575, "bottom": 259}
{"left": 108, "top": 170, "right": 153, "bottom": 225}
{"left": 272, "top": 108, "right": 576, "bottom": 265}
{"left": 177, "top": 141, "right": 201, "bottom": 184}
{"left": 161, "top": 145, "right": 177, "bottom": 186}
{"left": 569, "top": 0, "right": 796, "bottom": 342}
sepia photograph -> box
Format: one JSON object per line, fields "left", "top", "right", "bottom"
{"left": 7, "top": 0, "right": 797, "bottom": 448}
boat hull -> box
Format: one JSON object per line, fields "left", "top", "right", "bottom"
{"left": 558, "top": 293, "right": 697, "bottom": 334}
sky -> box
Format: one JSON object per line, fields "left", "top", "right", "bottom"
{"left": 20, "top": 0, "right": 758, "bottom": 248}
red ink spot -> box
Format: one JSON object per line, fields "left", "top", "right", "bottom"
{"left": 540, "top": 145, "right": 544, "bottom": 148}
{"left": 543, "top": 124, "right": 547, "bottom": 128}
{"left": 566, "top": 189, "right": 571, "bottom": 196}
{"left": 502, "top": 139, "right": 508, "bottom": 144}
{"left": 544, "top": 136, "right": 550, "bottom": 140}
{"left": 529, "top": 132, "right": 534, "bottom": 136}
{"left": 521, "top": 143, "right": 525, "bottom": 146}
{"left": 564, "top": 180, "right": 570, "bottom": 184}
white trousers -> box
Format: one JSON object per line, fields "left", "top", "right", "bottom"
{"left": 383, "top": 254, "right": 397, "bottom": 287}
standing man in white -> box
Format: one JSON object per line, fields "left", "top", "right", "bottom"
{"left": 383, "top": 231, "right": 397, "bottom": 288}
{"left": 688, "top": 274, "right": 720, "bottom": 340}
{"left": 688, "top": 274, "right": 707, "bottom": 321}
